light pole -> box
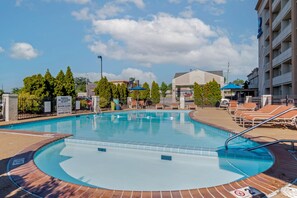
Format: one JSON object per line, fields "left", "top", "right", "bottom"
{"left": 98, "top": 55, "right": 103, "bottom": 79}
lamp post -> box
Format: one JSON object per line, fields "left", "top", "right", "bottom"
{"left": 98, "top": 55, "right": 102, "bottom": 79}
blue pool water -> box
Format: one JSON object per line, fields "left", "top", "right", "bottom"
{"left": 2, "top": 110, "right": 274, "bottom": 190}
{"left": 1, "top": 110, "right": 264, "bottom": 150}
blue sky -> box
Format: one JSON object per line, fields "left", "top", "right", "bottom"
{"left": 0, "top": 0, "right": 258, "bottom": 91}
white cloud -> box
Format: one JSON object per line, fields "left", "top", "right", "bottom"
{"left": 88, "top": 14, "right": 257, "bottom": 77}
{"left": 189, "top": 0, "right": 226, "bottom": 4}
{"left": 168, "top": 0, "right": 181, "bottom": 4}
{"left": 95, "top": 2, "right": 124, "bottom": 19}
{"left": 63, "top": 0, "right": 90, "bottom": 4}
{"left": 179, "top": 6, "right": 194, "bottom": 18}
{"left": 74, "top": 68, "right": 157, "bottom": 84}
{"left": 10, "top": 42, "right": 39, "bottom": 60}
{"left": 116, "top": 0, "right": 145, "bottom": 9}
{"left": 72, "top": 7, "right": 93, "bottom": 20}
{"left": 15, "top": 0, "right": 23, "bottom": 6}
{"left": 0, "top": 46, "right": 4, "bottom": 53}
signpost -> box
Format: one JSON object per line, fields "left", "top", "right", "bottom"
{"left": 57, "top": 96, "right": 72, "bottom": 115}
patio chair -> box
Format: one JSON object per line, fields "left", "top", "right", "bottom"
{"left": 138, "top": 100, "right": 145, "bottom": 109}
{"left": 170, "top": 103, "right": 179, "bottom": 110}
{"left": 155, "top": 103, "right": 164, "bottom": 109}
{"left": 234, "top": 104, "right": 281, "bottom": 123}
{"left": 227, "top": 100, "right": 238, "bottom": 114}
{"left": 188, "top": 103, "right": 198, "bottom": 110}
{"left": 241, "top": 105, "right": 293, "bottom": 127}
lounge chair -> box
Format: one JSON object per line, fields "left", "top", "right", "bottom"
{"left": 131, "top": 100, "right": 137, "bottom": 109}
{"left": 241, "top": 105, "right": 293, "bottom": 127}
{"left": 188, "top": 103, "right": 197, "bottom": 110}
{"left": 170, "top": 103, "right": 179, "bottom": 110}
{"left": 234, "top": 104, "right": 281, "bottom": 123}
{"left": 227, "top": 100, "right": 238, "bottom": 114}
{"left": 155, "top": 103, "right": 164, "bottom": 109}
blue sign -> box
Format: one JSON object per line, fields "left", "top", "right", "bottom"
{"left": 257, "top": 17, "right": 263, "bottom": 38}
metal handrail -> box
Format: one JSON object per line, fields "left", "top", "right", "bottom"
{"left": 246, "top": 139, "right": 297, "bottom": 151}
{"left": 225, "top": 107, "right": 297, "bottom": 150}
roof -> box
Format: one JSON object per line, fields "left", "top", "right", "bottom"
{"left": 174, "top": 72, "right": 188, "bottom": 78}
{"left": 207, "top": 70, "right": 223, "bottom": 77}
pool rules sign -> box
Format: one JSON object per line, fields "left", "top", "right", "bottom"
{"left": 57, "top": 96, "right": 72, "bottom": 115}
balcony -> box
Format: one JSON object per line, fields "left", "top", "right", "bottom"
{"left": 265, "top": 79, "right": 270, "bottom": 88}
{"left": 264, "top": 63, "right": 270, "bottom": 71}
{"left": 272, "top": 72, "right": 292, "bottom": 86}
{"left": 264, "top": 46, "right": 270, "bottom": 56}
{"left": 272, "top": 47, "right": 292, "bottom": 66}
{"left": 263, "top": 11, "right": 270, "bottom": 24}
{"left": 272, "top": 2, "right": 291, "bottom": 30}
{"left": 272, "top": 0, "right": 281, "bottom": 13}
{"left": 272, "top": 22, "right": 292, "bottom": 48}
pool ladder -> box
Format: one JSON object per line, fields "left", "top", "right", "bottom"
{"left": 224, "top": 107, "right": 297, "bottom": 150}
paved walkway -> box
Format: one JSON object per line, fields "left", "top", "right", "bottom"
{"left": 0, "top": 108, "right": 297, "bottom": 197}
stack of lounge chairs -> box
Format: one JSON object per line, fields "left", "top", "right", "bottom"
{"left": 233, "top": 104, "right": 297, "bottom": 128}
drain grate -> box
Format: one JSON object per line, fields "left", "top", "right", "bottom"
{"left": 98, "top": 148, "right": 107, "bottom": 152}
{"left": 161, "top": 155, "right": 172, "bottom": 161}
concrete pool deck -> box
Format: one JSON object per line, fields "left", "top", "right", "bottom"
{"left": 0, "top": 108, "right": 296, "bottom": 197}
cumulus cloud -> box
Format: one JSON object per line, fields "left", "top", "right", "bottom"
{"left": 72, "top": 7, "right": 93, "bottom": 20}
{"left": 10, "top": 42, "right": 39, "bottom": 60}
{"left": 168, "top": 0, "right": 181, "bottom": 4}
{"left": 179, "top": 6, "right": 194, "bottom": 18}
{"left": 189, "top": 0, "right": 226, "bottom": 4}
{"left": 74, "top": 68, "right": 157, "bottom": 84}
{"left": 116, "top": 0, "right": 145, "bottom": 9}
{"left": 0, "top": 46, "right": 4, "bottom": 53}
{"left": 87, "top": 14, "right": 257, "bottom": 77}
{"left": 63, "top": 0, "right": 90, "bottom": 4}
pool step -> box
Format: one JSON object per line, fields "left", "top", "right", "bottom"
{"left": 65, "top": 138, "right": 218, "bottom": 157}
{"left": 64, "top": 138, "right": 272, "bottom": 160}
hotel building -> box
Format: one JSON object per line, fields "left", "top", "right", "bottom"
{"left": 255, "top": 0, "right": 297, "bottom": 98}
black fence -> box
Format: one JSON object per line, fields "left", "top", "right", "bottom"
{"left": 17, "top": 97, "right": 92, "bottom": 120}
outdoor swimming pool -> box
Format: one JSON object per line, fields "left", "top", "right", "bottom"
{"left": 2, "top": 110, "right": 274, "bottom": 190}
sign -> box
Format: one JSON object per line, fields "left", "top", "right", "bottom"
{"left": 75, "top": 100, "right": 80, "bottom": 110}
{"left": 57, "top": 96, "right": 72, "bottom": 115}
{"left": 230, "top": 186, "right": 262, "bottom": 198}
{"left": 44, "top": 101, "right": 51, "bottom": 113}
{"left": 257, "top": 17, "right": 263, "bottom": 38}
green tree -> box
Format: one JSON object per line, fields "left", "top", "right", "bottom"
{"left": 54, "top": 70, "right": 66, "bottom": 96}
{"left": 160, "top": 82, "right": 167, "bottom": 103}
{"left": 193, "top": 82, "right": 204, "bottom": 106}
{"left": 22, "top": 74, "right": 45, "bottom": 98}
{"left": 94, "top": 77, "right": 112, "bottom": 108}
{"left": 75, "top": 77, "right": 90, "bottom": 92}
{"left": 64, "top": 66, "right": 76, "bottom": 98}
{"left": 233, "top": 79, "right": 244, "bottom": 86}
{"left": 151, "top": 81, "right": 160, "bottom": 104}
{"left": 119, "top": 83, "right": 128, "bottom": 104}
{"left": 0, "top": 89, "right": 4, "bottom": 97}
{"left": 167, "top": 83, "right": 172, "bottom": 92}
{"left": 111, "top": 83, "right": 119, "bottom": 99}
{"left": 44, "top": 69, "right": 55, "bottom": 99}
{"left": 11, "top": 88, "right": 21, "bottom": 94}
{"left": 203, "top": 80, "right": 221, "bottom": 106}
{"left": 140, "top": 82, "right": 150, "bottom": 101}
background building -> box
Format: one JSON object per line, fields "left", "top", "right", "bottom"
{"left": 172, "top": 69, "right": 224, "bottom": 102}
{"left": 256, "top": 0, "right": 297, "bottom": 98}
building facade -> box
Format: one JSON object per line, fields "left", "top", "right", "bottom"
{"left": 256, "top": 0, "right": 297, "bottom": 98}
{"left": 172, "top": 69, "right": 224, "bottom": 102}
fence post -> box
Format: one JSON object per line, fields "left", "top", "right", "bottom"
{"left": 2, "top": 94, "right": 18, "bottom": 121}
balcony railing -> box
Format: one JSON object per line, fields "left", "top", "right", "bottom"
{"left": 272, "top": 22, "right": 292, "bottom": 48}
{"left": 272, "top": 1, "right": 291, "bottom": 30}
{"left": 272, "top": 0, "right": 281, "bottom": 13}
{"left": 272, "top": 71, "right": 292, "bottom": 86}
{"left": 272, "top": 47, "right": 292, "bottom": 66}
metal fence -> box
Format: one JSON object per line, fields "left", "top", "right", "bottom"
{"left": 17, "top": 97, "right": 92, "bottom": 120}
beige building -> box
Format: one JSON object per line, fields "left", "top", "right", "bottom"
{"left": 255, "top": 0, "right": 297, "bottom": 98}
{"left": 172, "top": 69, "right": 224, "bottom": 102}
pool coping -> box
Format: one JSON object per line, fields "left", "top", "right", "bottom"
{"left": 5, "top": 111, "right": 297, "bottom": 197}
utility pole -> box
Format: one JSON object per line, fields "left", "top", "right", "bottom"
{"left": 226, "top": 62, "right": 230, "bottom": 84}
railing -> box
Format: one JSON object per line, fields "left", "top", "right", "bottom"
{"left": 225, "top": 107, "right": 297, "bottom": 150}
{"left": 246, "top": 139, "right": 297, "bottom": 151}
